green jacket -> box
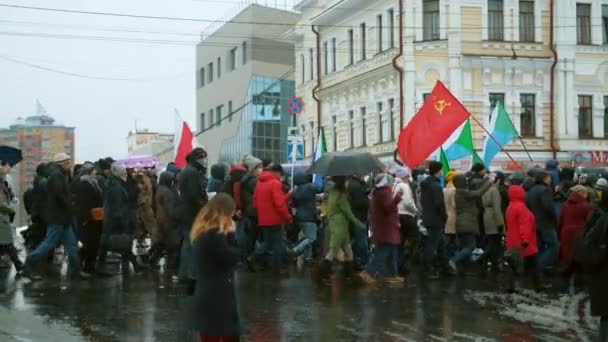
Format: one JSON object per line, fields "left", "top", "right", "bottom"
{"left": 327, "top": 190, "right": 364, "bottom": 249}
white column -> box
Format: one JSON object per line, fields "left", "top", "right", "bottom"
{"left": 511, "top": 0, "right": 520, "bottom": 42}
{"left": 565, "top": 66, "right": 577, "bottom": 138}
{"left": 555, "top": 63, "right": 568, "bottom": 138}
{"left": 533, "top": 0, "right": 542, "bottom": 43}
{"left": 481, "top": 0, "right": 489, "bottom": 41}
{"left": 447, "top": 0, "right": 462, "bottom": 97}
{"left": 404, "top": 4, "right": 417, "bottom": 125}
{"left": 592, "top": 0, "right": 603, "bottom": 46}
{"left": 415, "top": 0, "right": 423, "bottom": 42}
{"left": 593, "top": 94, "right": 604, "bottom": 138}
{"left": 440, "top": 0, "right": 448, "bottom": 40}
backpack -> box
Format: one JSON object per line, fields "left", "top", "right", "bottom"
{"left": 573, "top": 209, "right": 608, "bottom": 266}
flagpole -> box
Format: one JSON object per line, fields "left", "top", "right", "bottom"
{"left": 501, "top": 102, "right": 534, "bottom": 163}
{"left": 468, "top": 114, "right": 518, "bottom": 164}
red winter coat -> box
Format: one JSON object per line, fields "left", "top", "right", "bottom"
{"left": 559, "top": 191, "right": 592, "bottom": 268}
{"left": 253, "top": 171, "right": 292, "bottom": 227}
{"left": 505, "top": 185, "right": 538, "bottom": 257}
{"left": 369, "top": 186, "right": 402, "bottom": 245}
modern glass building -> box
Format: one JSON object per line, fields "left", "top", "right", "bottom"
{"left": 219, "top": 76, "right": 294, "bottom": 165}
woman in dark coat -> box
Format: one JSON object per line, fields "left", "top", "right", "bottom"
{"left": 74, "top": 162, "right": 104, "bottom": 274}
{"left": 149, "top": 172, "right": 180, "bottom": 270}
{"left": 189, "top": 193, "right": 241, "bottom": 342}
{"left": 587, "top": 182, "right": 608, "bottom": 341}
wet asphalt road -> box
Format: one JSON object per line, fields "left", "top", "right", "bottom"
{"left": 0, "top": 260, "right": 600, "bottom": 342}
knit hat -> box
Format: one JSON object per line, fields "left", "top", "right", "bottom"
{"left": 471, "top": 163, "right": 486, "bottom": 174}
{"left": 111, "top": 163, "right": 127, "bottom": 178}
{"left": 80, "top": 162, "right": 95, "bottom": 175}
{"left": 244, "top": 155, "right": 262, "bottom": 171}
{"left": 393, "top": 166, "right": 411, "bottom": 180}
{"left": 52, "top": 152, "right": 71, "bottom": 164}
{"left": 595, "top": 178, "right": 608, "bottom": 191}
{"left": 446, "top": 171, "right": 457, "bottom": 184}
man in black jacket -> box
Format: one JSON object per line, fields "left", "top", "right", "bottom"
{"left": 420, "top": 161, "right": 449, "bottom": 279}
{"left": 348, "top": 174, "right": 370, "bottom": 268}
{"left": 526, "top": 171, "right": 559, "bottom": 272}
{"left": 240, "top": 155, "right": 262, "bottom": 268}
{"left": 176, "top": 148, "right": 209, "bottom": 282}
{"left": 24, "top": 153, "right": 84, "bottom": 279}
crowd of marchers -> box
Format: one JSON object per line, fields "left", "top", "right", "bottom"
{"left": 1, "top": 152, "right": 607, "bottom": 341}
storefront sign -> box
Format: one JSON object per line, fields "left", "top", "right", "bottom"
{"left": 570, "top": 151, "right": 608, "bottom": 165}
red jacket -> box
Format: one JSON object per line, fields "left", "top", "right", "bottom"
{"left": 505, "top": 185, "right": 538, "bottom": 257}
{"left": 559, "top": 191, "right": 592, "bottom": 267}
{"left": 253, "top": 171, "right": 292, "bottom": 227}
{"left": 369, "top": 186, "right": 402, "bottom": 245}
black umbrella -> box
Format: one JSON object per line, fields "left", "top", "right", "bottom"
{"left": 0, "top": 146, "right": 23, "bottom": 167}
{"left": 306, "top": 151, "right": 385, "bottom": 176}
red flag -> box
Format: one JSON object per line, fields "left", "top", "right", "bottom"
{"left": 174, "top": 113, "right": 193, "bottom": 168}
{"left": 397, "top": 81, "right": 470, "bottom": 169}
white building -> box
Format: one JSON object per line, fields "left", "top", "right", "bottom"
{"left": 195, "top": 4, "right": 299, "bottom": 166}
{"left": 292, "top": 0, "right": 608, "bottom": 168}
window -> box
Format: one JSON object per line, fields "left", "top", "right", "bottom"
{"left": 230, "top": 48, "right": 237, "bottom": 71}
{"left": 519, "top": 1, "right": 535, "bottom": 42}
{"left": 520, "top": 94, "right": 536, "bottom": 137}
{"left": 423, "top": 0, "right": 440, "bottom": 41}
{"left": 300, "top": 54, "right": 305, "bottom": 84}
{"left": 423, "top": 93, "right": 431, "bottom": 102}
{"left": 347, "top": 29, "right": 354, "bottom": 65}
{"left": 488, "top": 0, "right": 504, "bottom": 41}
{"left": 209, "top": 108, "right": 214, "bottom": 128}
{"left": 208, "top": 62, "right": 214, "bottom": 83}
{"left": 323, "top": 41, "right": 328, "bottom": 75}
{"left": 216, "top": 105, "right": 223, "bottom": 127}
{"left": 217, "top": 57, "right": 221, "bottom": 79}
{"left": 360, "top": 106, "right": 367, "bottom": 146}
{"left": 332, "top": 115, "right": 338, "bottom": 152}
{"left": 489, "top": 92, "right": 505, "bottom": 120}
{"left": 200, "top": 68, "right": 205, "bottom": 87}
{"left": 604, "top": 96, "right": 608, "bottom": 137}
{"left": 349, "top": 110, "right": 355, "bottom": 148}
{"left": 228, "top": 101, "right": 233, "bottom": 122}
{"left": 577, "top": 4, "right": 592, "bottom": 45}
{"left": 388, "top": 98, "right": 395, "bottom": 141}
{"left": 200, "top": 112, "right": 206, "bottom": 131}
{"left": 578, "top": 95, "right": 593, "bottom": 138}
{"left": 377, "top": 101, "right": 384, "bottom": 143}
{"left": 603, "top": 5, "right": 608, "bottom": 44}
{"left": 388, "top": 9, "right": 395, "bottom": 48}
{"left": 242, "top": 41, "right": 247, "bottom": 64}
{"left": 360, "top": 23, "right": 367, "bottom": 61}
{"left": 331, "top": 38, "right": 337, "bottom": 72}
{"left": 377, "top": 14, "right": 383, "bottom": 53}
{"left": 309, "top": 48, "right": 314, "bottom": 80}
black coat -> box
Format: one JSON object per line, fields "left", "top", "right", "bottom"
{"left": 189, "top": 229, "right": 241, "bottom": 335}
{"left": 176, "top": 162, "right": 208, "bottom": 230}
{"left": 44, "top": 163, "right": 73, "bottom": 226}
{"left": 587, "top": 208, "right": 608, "bottom": 316}
{"left": 347, "top": 177, "right": 370, "bottom": 223}
{"left": 526, "top": 183, "right": 557, "bottom": 231}
{"left": 420, "top": 175, "right": 447, "bottom": 230}
{"left": 240, "top": 172, "right": 258, "bottom": 219}
{"left": 103, "top": 176, "right": 132, "bottom": 235}
{"left": 74, "top": 177, "right": 103, "bottom": 224}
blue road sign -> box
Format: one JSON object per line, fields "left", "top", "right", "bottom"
{"left": 287, "top": 142, "right": 304, "bottom": 161}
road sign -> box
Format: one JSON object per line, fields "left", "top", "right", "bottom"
{"left": 287, "top": 97, "right": 304, "bottom": 115}
{"left": 288, "top": 142, "right": 304, "bottom": 162}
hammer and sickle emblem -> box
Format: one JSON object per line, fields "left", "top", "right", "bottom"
{"left": 433, "top": 98, "right": 451, "bottom": 115}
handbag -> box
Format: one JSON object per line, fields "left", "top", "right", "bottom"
{"left": 90, "top": 207, "right": 104, "bottom": 221}
{"left": 107, "top": 234, "right": 132, "bottom": 252}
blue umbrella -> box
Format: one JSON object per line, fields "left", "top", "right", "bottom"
{"left": 0, "top": 146, "right": 23, "bottom": 167}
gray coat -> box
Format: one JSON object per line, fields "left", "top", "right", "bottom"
{"left": 0, "top": 173, "right": 15, "bottom": 245}
{"left": 454, "top": 175, "right": 492, "bottom": 235}
{"left": 482, "top": 185, "right": 505, "bottom": 235}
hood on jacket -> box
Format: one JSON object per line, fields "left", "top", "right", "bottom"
{"left": 258, "top": 170, "right": 281, "bottom": 183}
{"left": 567, "top": 190, "right": 587, "bottom": 204}
{"left": 243, "top": 156, "right": 262, "bottom": 171}
{"left": 294, "top": 172, "right": 311, "bottom": 186}
{"left": 453, "top": 174, "right": 468, "bottom": 189}
{"left": 508, "top": 185, "right": 526, "bottom": 203}
{"left": 158, "top": 171, "right": 174, "bottom": 187}
{"left": 545, "top": 159, "right": 559, "bottom": 171}
{"left": 210, "top": 164, "right": 227, "bottom": 180}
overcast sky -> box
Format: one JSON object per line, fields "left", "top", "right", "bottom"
{"left": 0, "top": 0, "right": 294, "bottom": 162}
